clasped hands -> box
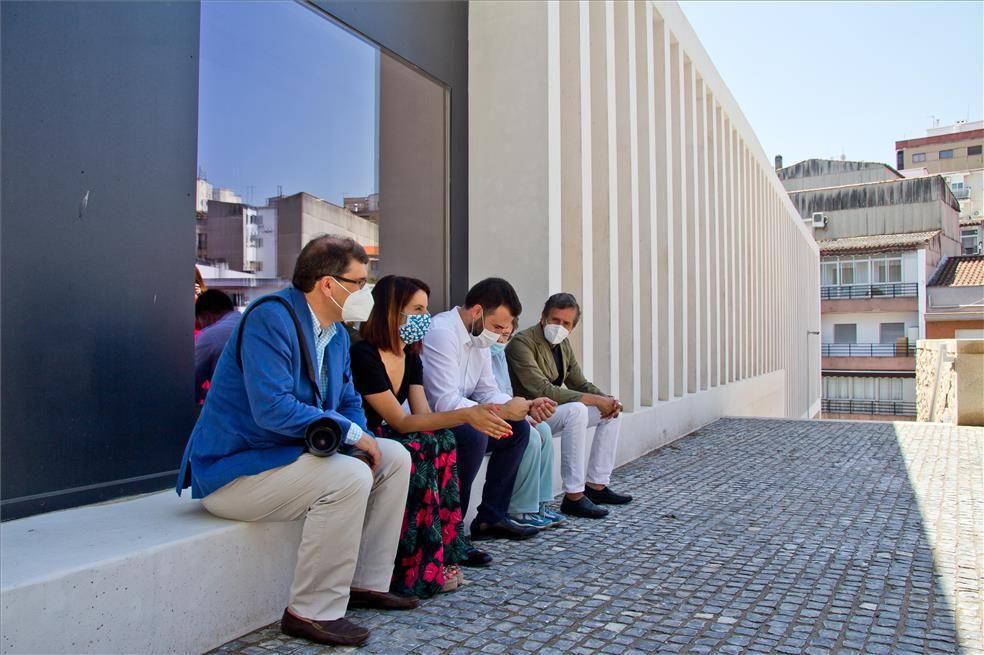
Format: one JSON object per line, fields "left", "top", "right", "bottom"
{"left": 468, "top": 396, "right": 558, "bottom": 439}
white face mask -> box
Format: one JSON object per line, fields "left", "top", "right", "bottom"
{"left": 330, "top": 277, "right": 374, "bottom": 322}
{"left": 469, "top": 310, "right": 501, "bottom": 349}
{"left": 543, "top": 323, "right": 570, "bottom": 345}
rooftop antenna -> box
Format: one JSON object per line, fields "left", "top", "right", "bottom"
{"left": 277, "top": 184, "right": 283, "bottom": 197}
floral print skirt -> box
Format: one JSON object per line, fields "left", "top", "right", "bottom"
{"left": 375, "top": 425, "right": 467, "bottom": 598}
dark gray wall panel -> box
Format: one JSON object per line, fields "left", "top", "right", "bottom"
{"left": 1, "top": 2, "right": 201, "bottom": 519}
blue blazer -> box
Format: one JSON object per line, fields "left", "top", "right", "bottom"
{"left": 176, "top": 286, "right": 367, "bottom": 498}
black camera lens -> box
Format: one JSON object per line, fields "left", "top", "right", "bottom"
{"left": 305, "top": 417, "right": 342, "bottom": 457}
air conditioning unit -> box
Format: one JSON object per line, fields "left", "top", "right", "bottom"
{"left": 811, "top": 212, "right": 828, "bottom": 228}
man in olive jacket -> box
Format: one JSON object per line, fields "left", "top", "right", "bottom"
{"left": 506, "top": 293, "right": 632, "bottom": 519}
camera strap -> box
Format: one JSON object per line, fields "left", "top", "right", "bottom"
{"left": 235, "top": 295, "right": 322, "bottom": 407}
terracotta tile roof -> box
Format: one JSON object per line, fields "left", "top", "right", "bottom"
{"left": 960, "top": 216, "right": 984, "bottom": 227}
{"left": 928, "top": 255, "right": 984, "bottom": 287}
{"left": 817, "top": 230, "right": 940, "bottom": 255}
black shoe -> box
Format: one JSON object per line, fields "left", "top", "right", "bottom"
{"left": 461, "top": 545, "right": 493, "bottom": 567}
{"left": 560, "top": 494, "right": 609, "bottom": 518}
{"left": 470, "top": 518, "right": 538, "bottom": 541}
{"left": 584, "top": 485, "right": 633, "bottom": 505}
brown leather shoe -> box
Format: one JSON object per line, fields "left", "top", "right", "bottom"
{"left": 348, "top": 588, "right": 420, "bottom": 610}
{"left": 279, "top": 609, "right": 369, "bottom": 646}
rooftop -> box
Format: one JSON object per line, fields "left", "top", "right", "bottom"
{"left": 817, "top": 230, "right": 941, "bottom": 256}
{"left": 211, "top": 418, "right": 983, "bottom": 655}
{"left": 928, "top": 255, "right": 984, "bottom": 288}
{"left": 896, "top": 126, "right": 984, "bottom": 150}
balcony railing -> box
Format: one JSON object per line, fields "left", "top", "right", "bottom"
{"left": 822, "top": 399, "right": 917, "bottom": 417}
{"left": 820, "top": 283, "right": 918, "bottom": 300}
{"left": 822, "top": 342, "right": 915, "bottom": 357}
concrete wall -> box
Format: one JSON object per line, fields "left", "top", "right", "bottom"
{"left": 468, "top": 0, "right": 821, "bottom": 434}
{"left": 274, "top": 193, "right": 378, "bottom": 278}
{"left": 202, "top": 201, "right": 247, "bottom": 272}
{"left": 928, "top": 285, "right": 984, "bottom": 310}
{"left": 926, "top": 320, "right": 984, "bottom": 339}
{"left": 807, "top": 201, "right": 961, "bottom": 244}
{"left": 916, "top": 339, "right": 984, "bottom": 425}
{"left": 821, "top": 311, "right": 918, "bottom": 344}
{"left": 778, "top": 159, "right": 900, "bottom": 193}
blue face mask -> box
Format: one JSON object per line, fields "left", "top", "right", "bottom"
{"left": 399, "top": 313, "right": 432, "bottom": 345}
{"left": 489, "top": 342, "right": 506, "bottom": 355}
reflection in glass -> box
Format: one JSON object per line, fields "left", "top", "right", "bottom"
{"left": 196, "top": 0, "right": 380, "bottom": 307}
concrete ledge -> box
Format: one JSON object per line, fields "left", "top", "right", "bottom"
{"left": 2, "top": 370, "right": 787, "bottom": 654}
{"left": 1, "top": 493, "right": 302, "bottom": 655}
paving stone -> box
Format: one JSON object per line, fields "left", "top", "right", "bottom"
{"left": 207, "top": 419, "right": 982, "bottom": 655}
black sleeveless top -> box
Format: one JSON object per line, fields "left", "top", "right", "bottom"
{"left": 350, "top": 340, "right": 423, "bottom": 432}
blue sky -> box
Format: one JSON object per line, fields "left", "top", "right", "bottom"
{"left": 198, "top": 1, "right": 984, "bottom": 205}
{"left": 197, "top": 1, "right": 377, "bottom": 206}
{"left": 680, "top": 1, "right": 984, "bottom": 168}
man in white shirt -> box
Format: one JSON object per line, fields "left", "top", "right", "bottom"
{"left": 422, "top": 278, "right": 556, "bottom": 565}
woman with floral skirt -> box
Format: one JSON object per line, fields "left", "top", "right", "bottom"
{"left": 350, "top": 275, "right": 512, "bottom": 598}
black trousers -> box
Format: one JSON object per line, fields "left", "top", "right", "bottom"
{"left": 451, "top": 418, "right": 530, "bottom": 526}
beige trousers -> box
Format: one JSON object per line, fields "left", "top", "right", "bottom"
{"left": 201, "top": 440, "right": 411, "bottom": 621}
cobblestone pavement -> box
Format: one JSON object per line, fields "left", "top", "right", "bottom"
{"left": 211, "top": 418, "right": 982, "bottom": 655}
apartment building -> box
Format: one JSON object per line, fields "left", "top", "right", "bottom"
{"left": 896, "top": 120, "right": 983, "bottom": 175}
{"left": 926, "top": 254, "right": 984, "bottom": 339}
{"left": 779, "top": 160, "right": 961, "bottom": 420}
{"left": 897, "top": 121, "right": 984, "bottom": 256}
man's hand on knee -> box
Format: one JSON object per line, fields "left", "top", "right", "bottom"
{"left": 352, "top": 434, "right": 381, "bottom": 472}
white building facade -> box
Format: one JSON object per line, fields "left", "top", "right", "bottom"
{"left": 469, "top": 0, "right": 821, "bottom": 456}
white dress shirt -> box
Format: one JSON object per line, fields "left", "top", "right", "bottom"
{"left": 421, "top": 308, "right": 513, "bottom": 412}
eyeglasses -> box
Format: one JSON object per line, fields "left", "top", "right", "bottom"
{"left": 330, "top": 274, "right": 369, "bottom": 290}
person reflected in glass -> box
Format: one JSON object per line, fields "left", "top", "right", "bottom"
{"left": 350, "top": 275, "right": 512, "bottom": 597}
{"left": 489, "top": 318, "right": 564, "bottom": 530}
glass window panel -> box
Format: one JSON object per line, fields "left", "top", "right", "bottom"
{"left": 880, "top": 323, "right": 906, "bottom": 344}
{"left": 840, "top": 261, "right": 855, "bottom": 285}
{"left": 888, "top": 259, "right": 902, "bottom": 282}
{"left": 834, "top": 324, "right": 857, "bottom": 344}
{"left": 822, "top": 262, "right": 839, "bottom": 286}
{"left": 853, "top": 257, "right": 869, "bottom": 284}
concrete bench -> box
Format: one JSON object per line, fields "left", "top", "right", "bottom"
{"left": 1, "top": 399, "right": 707, "bottom": 654}
{"left": 0, "top": 448, "right": 542, "bottom": 655}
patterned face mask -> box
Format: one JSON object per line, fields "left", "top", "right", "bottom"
{"left": 399, "top": 313, "right": 432, "bottom": 345}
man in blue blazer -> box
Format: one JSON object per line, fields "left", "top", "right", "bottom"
{"left": 177, "top": 235, "right": 412, "bottom": 647}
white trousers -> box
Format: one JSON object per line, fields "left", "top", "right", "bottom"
{"left": 202, "top": 440, "right": 411, "bottom": 621}
{"left": 545, "top": 402, "right": 621, "bottom": 494}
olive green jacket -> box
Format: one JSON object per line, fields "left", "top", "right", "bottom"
{"left": 505, "top": 323, "right": 603, "bottom": 404}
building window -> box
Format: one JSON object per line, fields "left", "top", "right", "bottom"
{"left": 939, "top": 149, "right": 954, "bottom": 159}
{"left": 839, "top": 256, "right": 870, "bottom": 285}
{"left": 821, "top": 261, "right": 839, "bottom": 286}
{"left": 872, "top": 256, "right": 903, "bottom": 283}
{"left": 878, "top": 378, "right": 903, "bottom": 401}
{"left": 969, "top": 145, "right": 983, "bottom": 156}
{"left": 880, "top": 322, "right": 906, "bottom": 344}
{"left": 834, "top": 324, "right": 857, "bottom": 344}
{"left": 912, "top": 153, "right": 926, "bottom": 163}
{"left": 962, "top": 227, "right": 981, "bottom": 254}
